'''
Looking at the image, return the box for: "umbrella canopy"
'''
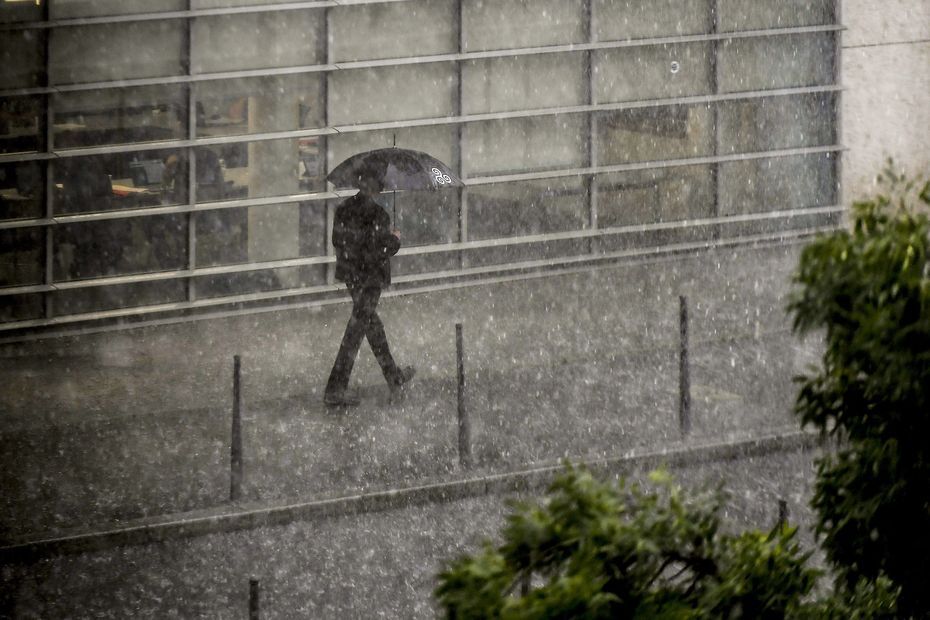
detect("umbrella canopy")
[326,148,463,191]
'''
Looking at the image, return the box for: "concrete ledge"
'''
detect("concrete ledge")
[0,430,822,563]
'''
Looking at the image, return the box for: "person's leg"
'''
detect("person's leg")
[324,284,375,397]
[361,287,403,385]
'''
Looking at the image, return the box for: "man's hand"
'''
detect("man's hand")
[391,229,401,239]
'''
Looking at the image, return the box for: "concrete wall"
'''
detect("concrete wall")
[841,0,930,204]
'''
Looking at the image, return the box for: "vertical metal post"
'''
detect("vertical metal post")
[777,499,789,528]
[584,0,598,255]
[456,323,471,467]
[710,0,721,241]
[42,2,55,319]
[185,0,198,302]
[678,296,691,435]
[454,0,468,270]
[249,578,260,620]
[231,355,243,501]
[323,7,336,286]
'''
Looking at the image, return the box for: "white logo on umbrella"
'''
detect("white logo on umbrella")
[432,167,452,185]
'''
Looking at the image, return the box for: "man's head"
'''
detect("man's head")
[355,161,385,197]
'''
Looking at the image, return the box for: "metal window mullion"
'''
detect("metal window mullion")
[186,4,197,302]
[324,6,336,285]
[42,7,54,319]
[584,0,597,256]
[834,0,845,227]
[711,0,721,240]
[454,0,467,269]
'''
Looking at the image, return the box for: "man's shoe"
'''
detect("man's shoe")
[391,366,416,392]
[324,391,361,407]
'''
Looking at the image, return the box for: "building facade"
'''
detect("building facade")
[0,0,849,331]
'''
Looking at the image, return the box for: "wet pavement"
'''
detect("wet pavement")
[0,242,821,542]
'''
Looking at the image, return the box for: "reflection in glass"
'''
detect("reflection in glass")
[717,0,834,31]
[464,115,586,177]
[51,0,185,18]
[0,162,44,221]
[192,10,323,74]
[719,153,836,216]
[0,1,43,23]
[194,266,325,300]
[330,0,456,62]
[196,137,324,203]
[0,293,43,322]
[329,63,454,125]
[196,75,324,138]
[462,53,586,115]
[717,93,836,155]
[49,21,185,85]
[468,178,587,241]
[718,33,836,93]
[0,227,44,287]
[462,0,584,52]
[595,0,711,40]
[596,165,714,228]
[53,281,186,316]
[54,214,187,280]
[596,104,713,166]
[0,96,41,154]
[52,149,187,215]
[55,86,186,148]
[594,43,713,103]
[0,28,45,89]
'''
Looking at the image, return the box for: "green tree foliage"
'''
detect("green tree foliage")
[788,165,930,617]
[435,466,896,619]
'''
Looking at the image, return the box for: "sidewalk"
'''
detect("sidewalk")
[0,241,820,541]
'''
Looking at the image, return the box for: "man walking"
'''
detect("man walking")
[324,164,415,407]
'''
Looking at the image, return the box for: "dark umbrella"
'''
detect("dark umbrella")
[327,147,463,191]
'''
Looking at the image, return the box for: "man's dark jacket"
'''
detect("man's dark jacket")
[333,193,400,287]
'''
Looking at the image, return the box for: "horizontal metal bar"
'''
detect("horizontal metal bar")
[0,85,841,164]
[0,205,842,296]
[467,145,844,186]
[0,24,841,98]
[0,145,844,230]
[0,225,831,332]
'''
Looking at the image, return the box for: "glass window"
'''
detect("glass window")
[53,214,188,280]
[0,161,44,221]
[328,63,455,126]
[0,1,43,23]
[594,0,712,40]
[594,43,713,104]
[196,136,323,203]
[53,280,187,316]
[49,22,185,85]
[330,0,456,63]
[0,28,45,89]
[194,266,324,300]
[0,96,42,154]
[462,53,587,115]
[468,178,588,240]
[192,10,323,74]
[717,0,835,31]
[595,164,714,228]
[196,75,324,138]
[717,93,836,155]
[194,200,326,269]
[52,149,187,215]
[596,104,713,166]
[51,0,185,18]
[462,0,585,52]
[54,86,186,149]
[0,293,43,322]
[718,152,837,216]
[463,115,587,177]
[0,227,44,287]
[718,33,836,93]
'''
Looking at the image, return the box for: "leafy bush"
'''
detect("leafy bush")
[788,165,930,617]
[435,466,896,619]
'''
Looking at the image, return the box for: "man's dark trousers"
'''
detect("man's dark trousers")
[325,282,401,396]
